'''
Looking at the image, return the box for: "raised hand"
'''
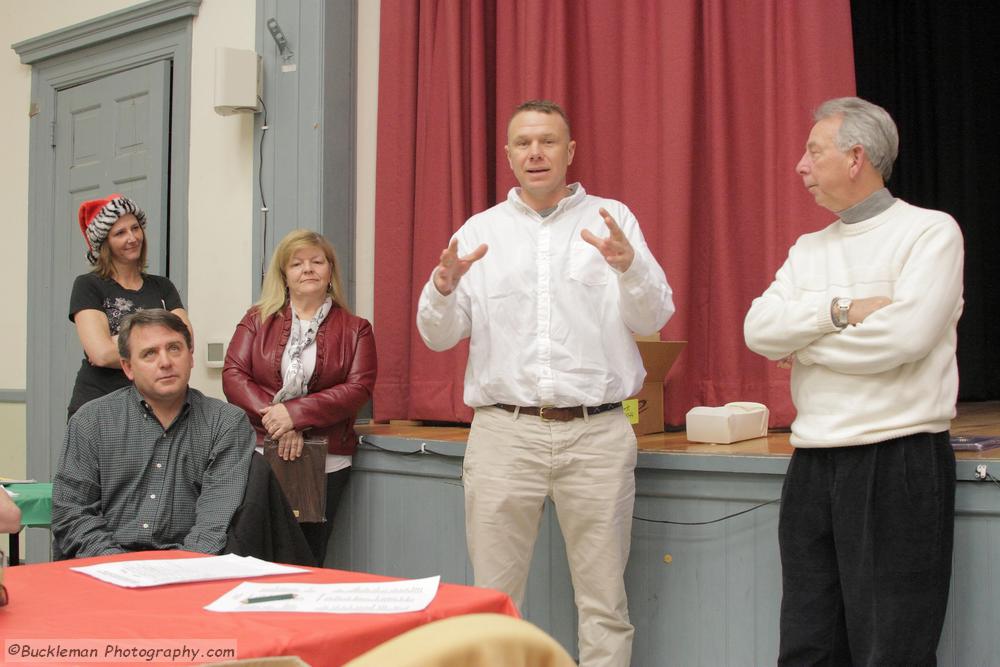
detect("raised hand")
[580,208,635,272]
[433,239,488,295]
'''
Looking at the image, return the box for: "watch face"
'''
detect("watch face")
[835,298,851,326]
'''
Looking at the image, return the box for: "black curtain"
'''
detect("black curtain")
[851,1,1000,400]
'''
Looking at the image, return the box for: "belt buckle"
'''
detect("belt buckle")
[538,405,557,422]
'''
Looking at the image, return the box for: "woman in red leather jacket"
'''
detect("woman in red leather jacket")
[222,230,376,565]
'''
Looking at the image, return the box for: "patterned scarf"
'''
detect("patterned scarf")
[272,298,332,404]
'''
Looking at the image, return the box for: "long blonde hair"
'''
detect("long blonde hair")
[257,230,351,321]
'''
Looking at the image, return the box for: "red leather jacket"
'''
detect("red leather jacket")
[222,305,377,455]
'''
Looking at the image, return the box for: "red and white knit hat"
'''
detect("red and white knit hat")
[77,194,147,264]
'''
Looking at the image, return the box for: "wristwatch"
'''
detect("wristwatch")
[833,297,852,329]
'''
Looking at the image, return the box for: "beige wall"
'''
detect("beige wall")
[0,0,379,474]
[185,0,257,397]
[0,404,27,477]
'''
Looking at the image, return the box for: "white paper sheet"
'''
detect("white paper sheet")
[71,554,310,588]
[204,576,441,614]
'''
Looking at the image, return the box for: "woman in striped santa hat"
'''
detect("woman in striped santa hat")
[67,194,193,419]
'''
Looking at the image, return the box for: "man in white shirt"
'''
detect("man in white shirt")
[417,99,674,667]
[744,97,963,666]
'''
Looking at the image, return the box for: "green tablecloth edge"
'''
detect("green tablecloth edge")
[3,482,53,527]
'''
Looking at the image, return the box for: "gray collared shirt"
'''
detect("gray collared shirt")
[53,385,254,558]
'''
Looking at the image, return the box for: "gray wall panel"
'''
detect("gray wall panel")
[254,0,356,300]
[333,436,1000,666]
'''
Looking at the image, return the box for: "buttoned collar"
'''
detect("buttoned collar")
[508,182,586,219]
[129,384,193,430]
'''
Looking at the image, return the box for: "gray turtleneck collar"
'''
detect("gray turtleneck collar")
[838,188,896,224]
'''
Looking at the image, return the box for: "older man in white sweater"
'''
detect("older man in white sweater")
[745,97,963,667]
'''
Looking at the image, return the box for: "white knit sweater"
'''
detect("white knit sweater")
[744,200,964,447]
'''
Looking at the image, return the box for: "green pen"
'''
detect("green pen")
[243,593,296,604]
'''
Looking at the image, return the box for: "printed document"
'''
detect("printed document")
[205,576,441,614]
[71,554,309,588]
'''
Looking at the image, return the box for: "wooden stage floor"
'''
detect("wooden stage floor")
[358,401,1000,461]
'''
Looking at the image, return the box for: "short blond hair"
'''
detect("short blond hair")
[509,99,571,137]
[257,230,350,321]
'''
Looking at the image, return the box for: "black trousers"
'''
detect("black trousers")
[778,432,955,667]
[300,466,351,567]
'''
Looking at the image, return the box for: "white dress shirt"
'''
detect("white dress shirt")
[417,183,674,408]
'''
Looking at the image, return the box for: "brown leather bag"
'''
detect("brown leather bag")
[262,437,327,523]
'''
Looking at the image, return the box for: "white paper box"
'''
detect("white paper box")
[685,402,769,444]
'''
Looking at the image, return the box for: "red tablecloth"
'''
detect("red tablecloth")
[0,551,518,666]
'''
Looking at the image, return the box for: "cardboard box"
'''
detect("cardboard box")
[623,340,686,436]
[685,402,769,444]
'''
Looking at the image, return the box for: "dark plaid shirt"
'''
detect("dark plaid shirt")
[53,386,254,558]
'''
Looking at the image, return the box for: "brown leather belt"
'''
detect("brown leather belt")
[493,402,622,422]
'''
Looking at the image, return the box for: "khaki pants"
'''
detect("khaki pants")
[463,405,637,667]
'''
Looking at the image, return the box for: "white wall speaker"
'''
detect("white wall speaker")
[214,47,262,115]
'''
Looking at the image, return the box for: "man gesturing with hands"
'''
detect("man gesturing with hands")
[417,99,674,667]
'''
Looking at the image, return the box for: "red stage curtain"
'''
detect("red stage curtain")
[374,0,855,427]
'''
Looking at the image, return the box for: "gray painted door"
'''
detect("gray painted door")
[48,61,171,468]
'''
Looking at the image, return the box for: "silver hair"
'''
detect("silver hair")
[814,97,899,182]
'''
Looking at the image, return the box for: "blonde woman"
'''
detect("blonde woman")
[223,230,377,566]
[68,195,192,418]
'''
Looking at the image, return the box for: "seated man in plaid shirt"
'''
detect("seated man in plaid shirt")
[53,310,253,557]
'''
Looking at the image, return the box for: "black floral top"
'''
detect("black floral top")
[67,272,184,417]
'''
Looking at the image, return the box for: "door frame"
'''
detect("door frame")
[13,1,200,537]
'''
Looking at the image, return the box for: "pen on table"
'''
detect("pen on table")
[243,593,297,604]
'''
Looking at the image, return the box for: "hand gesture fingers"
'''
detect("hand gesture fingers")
[599,207,628,241]
[438,238,461,269]
[433,239,488,295]
[580,208,635,272]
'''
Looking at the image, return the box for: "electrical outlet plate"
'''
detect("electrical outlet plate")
[205,341,226,368]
